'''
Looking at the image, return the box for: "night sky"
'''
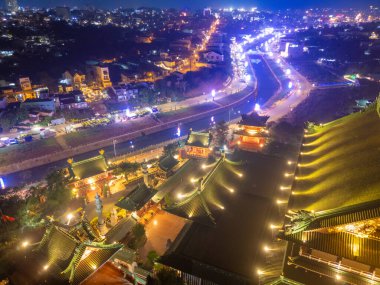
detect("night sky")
[18,0,377,10]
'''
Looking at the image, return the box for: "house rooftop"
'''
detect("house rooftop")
[161,151,286,284]
[185,131,211,148]
[239,113,269,127]
[68,155,108,180]
[289,107,380,212]
[116,183,156,212]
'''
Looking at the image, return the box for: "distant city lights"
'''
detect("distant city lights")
[0,177,5,190]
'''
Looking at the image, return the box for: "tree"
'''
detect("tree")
[163,143,178,157]
[0,106,29,132]
[118,162,140,177]
[45,170,71,213]
[145,250,159,270]
[212,121,228,147]
[154,268,185,285]
[127,223,147,250]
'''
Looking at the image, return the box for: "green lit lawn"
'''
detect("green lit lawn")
[290,106,380,212]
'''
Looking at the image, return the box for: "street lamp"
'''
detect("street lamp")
[211,89,216,100]
[113,139,117,157]
[257,269,264,285]
[67,213,73,225]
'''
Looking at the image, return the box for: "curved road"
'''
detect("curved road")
[2,53,281,188]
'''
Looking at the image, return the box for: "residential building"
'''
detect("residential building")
[19,77,32,91]
[95,66,112,88]
[107,85,137,102]
[203,51,224,62]
[57,90,88,109]
[23,98,56,112]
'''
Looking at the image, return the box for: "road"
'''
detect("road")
[256,37,313,122]
[1,33,284,188]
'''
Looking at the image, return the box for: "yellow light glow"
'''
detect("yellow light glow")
[257,269,264,275]
[280,186,289,190]
[22,241,29,248]
[43,264,49,271]
[153,220,158,226]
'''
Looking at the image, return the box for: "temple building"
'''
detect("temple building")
[234,113,269,150]
[11,217,123,285]
[279,106,380,285]
[111,248,150,285]
[67,150,110,198]
[116,163,157,218]
[116,183,156,214]
[159,150,286,285]
[183,130,212,158]
[156,154,180,178]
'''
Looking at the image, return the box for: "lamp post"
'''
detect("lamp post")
[113,139,117,157]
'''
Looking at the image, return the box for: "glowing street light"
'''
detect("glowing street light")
[228,188,235,193]
[254,103,261,112]
[21,240,29,248]
[263,245,270,252]
[270,224,280,229]
[67,213,73,225]
[279,186,290,191]
[211,89,216,100]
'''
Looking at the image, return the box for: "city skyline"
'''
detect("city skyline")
[16,0,378,10]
